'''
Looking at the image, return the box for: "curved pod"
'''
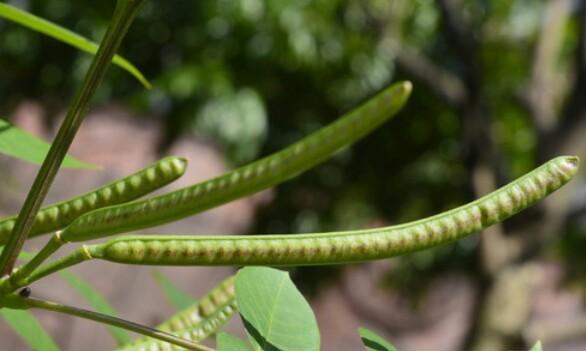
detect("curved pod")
[62,82,413,242]
[92,156,579,266]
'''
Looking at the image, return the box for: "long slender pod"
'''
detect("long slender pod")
[118,276,236,351]
[24,156,576,277]
[0,156,187,245]
[91,156,579,265]
[60,82,413,242]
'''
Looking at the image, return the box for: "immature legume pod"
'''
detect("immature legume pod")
[118,276,236,351]
[0,156,187,245]
[90,156,579,266]
[61,82,413,242]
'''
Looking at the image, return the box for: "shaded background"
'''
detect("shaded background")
[1,0,586,350]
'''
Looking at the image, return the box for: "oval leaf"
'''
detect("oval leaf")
[235,267,320,351]
[359,328,398,351]
[0,309,60,351]
[0,3,151,89]
[0,118,97,169]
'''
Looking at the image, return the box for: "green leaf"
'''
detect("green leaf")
[529,341,543,351]
[59,270,131,345]
[359,328,399,351]
[0,309,60,351]
[152,270,195,311]
[0,3,151,89]
[235,267,320,351]
[217,332,252,351]
[0,118,97,169]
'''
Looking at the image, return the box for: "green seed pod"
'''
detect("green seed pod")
[117,276,236,351]
[62,81,413,242]
[91,156,579,266]
[0,156,187,245]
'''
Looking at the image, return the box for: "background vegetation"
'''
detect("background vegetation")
[1,0,586,350]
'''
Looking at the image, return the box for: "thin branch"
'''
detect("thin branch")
[23,297,214,351]
[395,45,468,107]
[435,0,479,88]
[545,1,586,158]
[520,0,572,143]
[6,247,93,290]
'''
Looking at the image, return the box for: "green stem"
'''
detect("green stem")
[2,234,65,292]
[0,0,145,276]
[11,247,92,289]
[23,297,215,351]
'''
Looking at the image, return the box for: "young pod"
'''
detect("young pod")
[0,156,187,245]
[91,156,579,267]
[62,82,413,242]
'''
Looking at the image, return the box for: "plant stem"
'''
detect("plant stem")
[23,297,215,351]
[0,0,145,276]
[10,247,94,289]
[2,234,65,292]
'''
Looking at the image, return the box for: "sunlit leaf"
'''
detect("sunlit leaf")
[152,270,194,311]
[0,118,97,169]
[59,270,131,345]
[235,267,320,351]
[217,332,252,351]
[530,341,543,351]
[0,309,60,351]
[0,3,151,89]
[359,328,399,351]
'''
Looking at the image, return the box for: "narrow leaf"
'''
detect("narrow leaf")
[0,118,97,169]
[59,270,131,345]
[217,332,252,351]
[359,328,398,351]
[235,267,320,351]
[0,3,151,89]
[0,308,60,351]
[152,270,195,311]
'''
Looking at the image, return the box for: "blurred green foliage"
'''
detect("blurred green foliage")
[1,0,585,297]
